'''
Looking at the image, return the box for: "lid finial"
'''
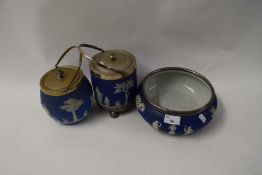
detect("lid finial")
[57,70,65,79]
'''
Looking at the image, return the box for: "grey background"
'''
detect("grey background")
[0,0,262,174]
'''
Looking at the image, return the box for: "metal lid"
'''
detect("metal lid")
[40,66,83,96]
[90,50,136,80]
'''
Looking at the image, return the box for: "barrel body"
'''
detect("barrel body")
[40,77,93,124]
[91,69,137,112]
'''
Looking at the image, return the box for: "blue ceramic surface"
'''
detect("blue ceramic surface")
[41,77,93,124]
[91,70,137,111]
[136,67,217,135]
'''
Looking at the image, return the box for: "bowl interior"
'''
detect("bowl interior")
[143,69,212,112]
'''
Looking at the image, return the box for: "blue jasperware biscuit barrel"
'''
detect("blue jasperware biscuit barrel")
[40,46,93,124]
[79,44,137,118]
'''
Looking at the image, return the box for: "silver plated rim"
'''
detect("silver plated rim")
[141,67,216,116]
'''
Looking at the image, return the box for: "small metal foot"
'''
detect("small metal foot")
[109,111,119,118]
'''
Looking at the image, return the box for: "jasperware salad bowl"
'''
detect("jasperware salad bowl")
[136,67,217,135]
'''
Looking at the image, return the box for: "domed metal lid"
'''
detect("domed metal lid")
[90,50,136,80]
[40,66,84,96]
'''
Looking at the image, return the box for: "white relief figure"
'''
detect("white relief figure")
[90,95,94,108]
[60,98,84,123]
[115,101,121,108]
[136,95,145,112]
[210,106,216,118]
[184,125,194,135]
[199,114,207,123]
[104,97,110,107]
[152,120,161,130]
[61,118,70,124]
[83,110,89,118]
[169,125,176,135]
[95,87,103,106]
[114,79,135,106]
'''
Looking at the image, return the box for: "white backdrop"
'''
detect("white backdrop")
[0,0,262,175]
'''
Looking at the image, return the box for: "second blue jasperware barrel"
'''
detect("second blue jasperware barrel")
[79,44,137,118]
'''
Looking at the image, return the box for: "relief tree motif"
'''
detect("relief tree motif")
[60,98,84,123]
[114,80,135,106]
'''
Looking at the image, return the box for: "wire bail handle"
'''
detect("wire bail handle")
[78,43,125,75]
[55,46,83,91]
